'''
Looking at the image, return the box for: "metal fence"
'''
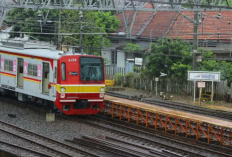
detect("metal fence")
[111,75,231,101]
[105,66,125,76]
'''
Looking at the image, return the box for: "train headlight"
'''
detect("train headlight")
[60,87,66,93]
[99,93,104,98]
[100,87,104,92]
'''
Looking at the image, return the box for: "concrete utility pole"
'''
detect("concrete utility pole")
[79,11,84,54]
[193,10,199,71]
[178,11,200,71]
[57,0,62,50]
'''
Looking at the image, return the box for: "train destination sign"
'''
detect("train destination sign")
[188,71,220,82]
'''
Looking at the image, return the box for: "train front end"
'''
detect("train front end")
[55,55,105,115]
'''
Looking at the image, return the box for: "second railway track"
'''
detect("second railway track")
[65,115,232,157]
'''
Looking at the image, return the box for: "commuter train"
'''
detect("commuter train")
[0,41,105,115]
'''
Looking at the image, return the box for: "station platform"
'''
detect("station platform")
[103,95,232,146]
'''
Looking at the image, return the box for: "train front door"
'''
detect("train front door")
[17,58,24,88]
[42,63,49,94]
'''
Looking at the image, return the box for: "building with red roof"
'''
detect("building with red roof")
[103,10,232,74]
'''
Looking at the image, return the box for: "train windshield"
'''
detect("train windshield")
[80,57,104,83]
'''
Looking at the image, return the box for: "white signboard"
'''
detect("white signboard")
[188,71,220,82]
[197,82,205,88]
[135,57,143,66]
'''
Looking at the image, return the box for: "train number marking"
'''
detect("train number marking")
[68,72,78,76]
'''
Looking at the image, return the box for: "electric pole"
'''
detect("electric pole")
[79,11,84,54]
[57,0,62,50]
[179,11,199,71]
[193,10,199,71]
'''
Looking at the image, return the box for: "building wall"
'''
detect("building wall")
[117,50,125,68]
[101,49,111,65]
[102,49,126,68]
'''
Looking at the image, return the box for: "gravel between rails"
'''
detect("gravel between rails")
[0,98,115,157]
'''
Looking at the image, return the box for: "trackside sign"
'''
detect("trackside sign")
[188,71,220,82]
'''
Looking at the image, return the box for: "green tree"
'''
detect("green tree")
[6,8,58,42]
[61,10,120,55]
[6,9,120,54]
[123,43,142,58]
[145,37,192,82]
[198,50,232,85]
[183,0,231,8]
[146,37,232,86]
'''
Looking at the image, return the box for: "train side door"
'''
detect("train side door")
[42,62,49,94]
[17,58,24,88]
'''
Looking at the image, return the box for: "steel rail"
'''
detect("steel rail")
[66,138,131,157]
[0,120,99,157]
[88,115,232,157]
[0,128,73,157]
[0,140,52,157]
[64,116,232,157]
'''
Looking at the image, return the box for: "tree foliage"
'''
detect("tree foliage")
[61,10,120,55]
[123,43,142,53]
[198,51,232,85]
[6,8,57,41]
[145,37,192,83]
[146,37,232,86]
[184,0,231,8]
[6,9,120,55]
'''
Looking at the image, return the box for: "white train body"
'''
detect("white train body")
[0,42,105,115]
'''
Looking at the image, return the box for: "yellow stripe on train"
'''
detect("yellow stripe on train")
[55,84,105,93]
[24,78,41,84]
[1,73,16,78]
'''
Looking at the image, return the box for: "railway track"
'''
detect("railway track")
[0,120,99,157]
[0,140,50,157]
[64,115,232,157]
[1,93,231,156]
[106,91,232,121]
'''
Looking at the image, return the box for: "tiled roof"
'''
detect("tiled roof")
[115,4,154,36]
[167,11,232,40]
[141,11,178,38]
[115,10,232,41]
[130,10,154,35]
[115,11,135,33]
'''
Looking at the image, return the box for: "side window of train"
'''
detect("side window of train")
[4,59,13,72]
[61,63,66,80]
[28,63,38,77]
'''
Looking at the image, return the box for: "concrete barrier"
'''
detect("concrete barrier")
[46,113,55,122]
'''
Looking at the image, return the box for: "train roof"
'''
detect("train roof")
[0,41,82,60]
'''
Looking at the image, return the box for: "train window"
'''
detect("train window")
[80,57,104,82]
[61,63,66,80]
[43,63,49,79]
[4,59,13,72]
[28,63,38,77]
